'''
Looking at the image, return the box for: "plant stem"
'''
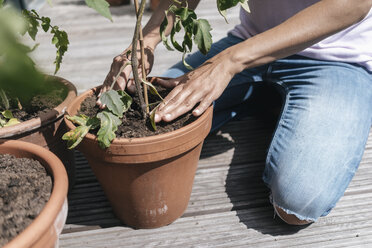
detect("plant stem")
[134,0,149,114]
[132,0,147,118]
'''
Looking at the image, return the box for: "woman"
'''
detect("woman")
[102,0,372,225]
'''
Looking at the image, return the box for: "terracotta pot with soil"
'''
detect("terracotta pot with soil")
[64,79,213,228]
[0,76,77,190]
[0,140,68,248]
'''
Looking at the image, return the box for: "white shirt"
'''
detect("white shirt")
[229,0,372,71]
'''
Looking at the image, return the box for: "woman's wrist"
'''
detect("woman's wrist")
[219,44,255,76]
[143,33,161,50]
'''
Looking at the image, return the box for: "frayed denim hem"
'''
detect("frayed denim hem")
[269,194,316,223]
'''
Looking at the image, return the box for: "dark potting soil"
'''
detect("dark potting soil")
[78,87,198,138]
[0,82,66,122]
[0,154,52,247]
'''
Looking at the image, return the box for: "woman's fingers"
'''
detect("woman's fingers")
[154,76,209,122]
[101,54,131,92]
[192,96,213,116]
[154,77,179,88]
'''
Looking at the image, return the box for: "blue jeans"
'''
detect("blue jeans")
[162,34,372,222]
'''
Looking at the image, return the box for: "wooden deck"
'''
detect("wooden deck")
[31,0,372,247]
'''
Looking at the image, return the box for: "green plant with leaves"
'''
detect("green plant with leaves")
[0,0,112,127]
[0,89,20,127]
[63,0,249,149]
[160,0,249,69]
[63,90,133,149]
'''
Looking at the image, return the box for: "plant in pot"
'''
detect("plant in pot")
[0,0,115,190]
[63,0,248,228]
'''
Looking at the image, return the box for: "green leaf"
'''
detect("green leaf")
[31,10,40,17]
[182,52,193,70]
[239,0,250,13]
[86,117,100,129]
[193,19,212,55]
[99,90,125,117]
[0,89,10,110]
[85,0,112,22]
[0,0,4,8]
[217,0,244,22]
[170,19,184,52]
[52,35,58,44]
[51,29,69,74]
[63,115,100,149]
[217,0,241,11]
[174,7,189,22]
[41,17,51,32]
[183,29,193,52]
[141,79,163,100]
[0,117,6,127]
[23,10,39,40]
[4,118,20,127]
[149,105,160,131]
[181,10,196,52]
[160,12,174,51]
[97,111,121,149]
[66,114,89,126]
[62,125,90,149]
[117,90,133,112]
[2,110,14,119]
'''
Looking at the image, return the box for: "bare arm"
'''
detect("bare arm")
[155,0,372,122]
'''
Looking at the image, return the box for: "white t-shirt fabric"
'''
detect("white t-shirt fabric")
[229,0,372,71]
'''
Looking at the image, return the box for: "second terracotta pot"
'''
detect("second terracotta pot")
[65,85,213,228]
[1,140,68,248]
[0,76,77,191]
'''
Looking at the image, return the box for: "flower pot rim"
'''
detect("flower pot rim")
[65,82,213,145]
[1,139,68,248]
[0,75,77,138]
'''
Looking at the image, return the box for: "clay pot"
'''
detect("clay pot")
[0,76,77,191]
[1,140,68,248]
[64,82,213,228]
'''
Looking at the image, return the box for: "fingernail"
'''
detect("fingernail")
[154,114,160,123]
[165,114,171,120]
[193,109,200,115]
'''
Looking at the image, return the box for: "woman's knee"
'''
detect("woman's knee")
[268,172,339,225]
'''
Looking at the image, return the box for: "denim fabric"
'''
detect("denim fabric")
[162,34,372,222]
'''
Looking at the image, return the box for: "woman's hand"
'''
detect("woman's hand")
[154,53,236,122]
[101,43,155,94]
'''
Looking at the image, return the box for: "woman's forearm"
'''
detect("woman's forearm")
[223,0,372,75]
[142,0,200,48]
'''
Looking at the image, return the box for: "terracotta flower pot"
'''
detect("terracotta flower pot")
[0,76,77,191]
[64,83,213,228]
[1,140,68,248]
